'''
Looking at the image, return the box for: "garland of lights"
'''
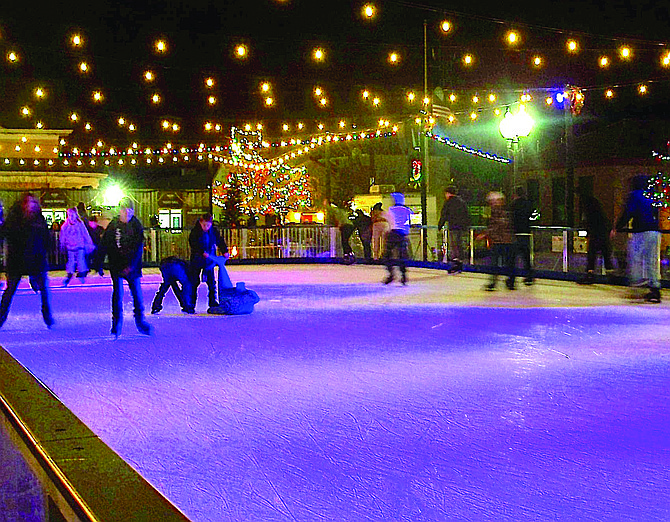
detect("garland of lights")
[644,172,670,208]
[652,150,670,162]
[426,132,512,163]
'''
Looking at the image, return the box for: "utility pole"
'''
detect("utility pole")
[421,20,429,262]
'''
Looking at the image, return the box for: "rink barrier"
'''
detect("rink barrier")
[0,347,191,522]
[37,225,670,284]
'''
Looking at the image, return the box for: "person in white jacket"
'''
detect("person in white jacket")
[59,207,94,286]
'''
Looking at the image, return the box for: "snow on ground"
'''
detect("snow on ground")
[1,265,670,521]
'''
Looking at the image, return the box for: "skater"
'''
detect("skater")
[437,185,470,273]
[578,192,613,285]
[59,207,94,286]
[329,203,356,264]
[353,209,373,262]
[87,215,105,276]
[151,256,195,314]
[189,213,228,311]
[371,202,389,260]
[100,198,151,336]
[0,193,54,329]
[612,174,661,303]
[383,192,413,285]
[478,191,516,291]
[510,186,535,285]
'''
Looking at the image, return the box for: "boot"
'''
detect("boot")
[644,287,661,303]
[62,273,73,287]
[111,317,121,337]
[135,317,152,335]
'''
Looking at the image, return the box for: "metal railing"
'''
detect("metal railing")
[31,225,670,282]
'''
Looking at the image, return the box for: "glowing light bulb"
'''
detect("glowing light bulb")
[599,56,609,67]
[79,62,89,72]
[7,51,18,62]
[605,89,614,98]
[72,35,82,46]
[144,71,155,81]
[204,122,213,131]
[70,112,78,122]
[449,93,457,102]
[93,91,103,102]
[472,95,479,104]
[208,96,216,105]
[314,86,322,96]
[545,97,553,105]
[470,112,477,120]
[155,40,167,53]
[235,44,247,58]
[320,97,328,106]
[282,123,289,131]
[162,120,170,129]
[533,56,542,67]
[638,84,648,95]
[129,124,136,132]
[313,48,325,61]
[363,4,375,18]
[372,97,380,106]
[261,82,271,92]
[567,39,578,53]
[298,122,304,130]
[362,90,370,99]
[85,123,92,131]
[339,120,346,128]
[440,20,451,33]
[118,117,126,126]
[662,53,670,67]
[423,96,430,105]
[619,46,632,59]
[506,31,518,45]
[152,93,160,104]
[388,52,399,64]
[36,121,44,129]
[265,97,274,106]
[463,54,473,65]
[407,92,415,102]
[488,93,496,102]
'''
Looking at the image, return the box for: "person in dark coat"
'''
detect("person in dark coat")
[100,198,151,336]
[612,175,661,303]
[151,256,194,314]
[0,193,54,329]
[437,185,470,273]
[189,213,228,310]
[353,209,373,261]
[579,192,613,284]
[510,186,535,285]
[87,215,105,276]
[478,191,516,291]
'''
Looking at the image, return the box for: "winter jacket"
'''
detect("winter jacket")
[189,223,227,270]
[486,206,514,245]
[100,215,145,278]
[510,197,534,234]
[59,219,94,252]
[615,189,658,233]
[438,196,470,231]
[0,207,50,276]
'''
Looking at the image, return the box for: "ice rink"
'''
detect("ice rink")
[1,264,669,521]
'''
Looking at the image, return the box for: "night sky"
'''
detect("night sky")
[2,0,669,148]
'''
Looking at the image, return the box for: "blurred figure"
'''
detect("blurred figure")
[329,203,356,264]
[151,256,194,314]
[579,192,613,285]
[383,192,413,285]
[510,186,534,285]
[87,215,105,276]
[100,198,151,336]
[371,202,389,260]
[437,185,470,273]
[0,193,54,329]
[59,207,94,286]
[353,209,373,261]
[612,175,661,303]
[478,191,515,291]
[246,212,258,228]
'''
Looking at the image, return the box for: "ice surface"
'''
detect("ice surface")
[1,265,670,521]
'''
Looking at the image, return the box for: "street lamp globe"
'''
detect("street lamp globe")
[499,106,534,140]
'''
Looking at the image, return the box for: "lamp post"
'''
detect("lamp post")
[498,105,534,189]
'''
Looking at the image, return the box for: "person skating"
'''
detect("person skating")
[353,209,373,262]
[510,186,535,285]
[59,207,94,286]
[383,192,413,285]
[151,256,195,314]
[478,192,516,291]
[0,193,54,329]
[437,185,470,273]
[189,213,228,311]
[578,192,613,285]
[611,175,661,303]
[100,198,151,336]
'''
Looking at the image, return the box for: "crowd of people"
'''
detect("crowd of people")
[0,179,662,333]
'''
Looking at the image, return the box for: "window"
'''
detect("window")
[158,209,182,232]
[42,209,67,228]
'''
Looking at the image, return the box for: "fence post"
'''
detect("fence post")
[562,229,568,272]
[241,228,248,260]
[329,227,337,258]
[469,228,474,265]
[150,229,157,263]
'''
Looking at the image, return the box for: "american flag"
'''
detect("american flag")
[432,102,450,119]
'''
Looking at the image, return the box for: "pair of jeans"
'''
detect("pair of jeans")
[489,244,516,287]
[0,273,52,327]
[152,263,193,312]
[66,248,88,275]
[111,274,145,329]
[586,234,613,273]
[627,231,661,289]
[514,234,533,279]
[190,265,218,308]
[384,230,409,279]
